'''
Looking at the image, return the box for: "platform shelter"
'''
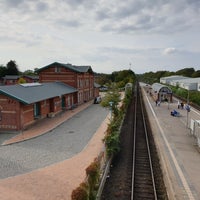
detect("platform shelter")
[151,83,173,102]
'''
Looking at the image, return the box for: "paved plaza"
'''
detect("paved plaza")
[0,103,109,179]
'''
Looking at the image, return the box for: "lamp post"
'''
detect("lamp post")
[109,101,113,120]
[168,96,170,110]
[167,92,171,110]
[186,89,190,128]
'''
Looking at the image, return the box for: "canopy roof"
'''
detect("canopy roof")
[152,83,172,93]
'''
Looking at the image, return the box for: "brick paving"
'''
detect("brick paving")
[0,101,110,200]
[3,101,94,145]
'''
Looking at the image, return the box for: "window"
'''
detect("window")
[55,67,61,73]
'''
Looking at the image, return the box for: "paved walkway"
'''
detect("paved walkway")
[3,101,93,145]
[0,101,110,200]
[142,85,200,200]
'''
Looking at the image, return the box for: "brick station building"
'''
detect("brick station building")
[0,62,99,131]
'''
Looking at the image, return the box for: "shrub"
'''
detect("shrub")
[104,130,120,156]
[86,159,100,180]
[71,182,88,200]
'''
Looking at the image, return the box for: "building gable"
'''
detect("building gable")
[37,62,93,74]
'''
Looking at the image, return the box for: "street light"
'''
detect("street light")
[186,89,191,128]
[109,101,113,120]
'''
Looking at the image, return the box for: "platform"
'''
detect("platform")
[142,85,200,200]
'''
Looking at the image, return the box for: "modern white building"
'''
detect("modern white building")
[160,75,187,85]
[171,77,200,91]
[198,83,200,92]
[160,76,200,91]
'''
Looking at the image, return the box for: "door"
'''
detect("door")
[62,96,66,109]
[34,102,40,118]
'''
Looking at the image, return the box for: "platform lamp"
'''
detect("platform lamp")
[109,101,113,120]
[167,91,172,110]
[186,88,191,128]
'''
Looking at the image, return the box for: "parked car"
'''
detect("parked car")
[94,96,102,104]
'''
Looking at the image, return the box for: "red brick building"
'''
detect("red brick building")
[0,62,99,131]
[23,75,39,83]
[1,75,39,85]
[2,75,20,85]
[37,62,97,105]
[0,82,77,131]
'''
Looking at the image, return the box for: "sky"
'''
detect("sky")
[0,0,200,74]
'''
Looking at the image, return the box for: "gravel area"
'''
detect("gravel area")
[0,104,109,179]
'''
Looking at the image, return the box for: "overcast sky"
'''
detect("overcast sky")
[0,0,199,74]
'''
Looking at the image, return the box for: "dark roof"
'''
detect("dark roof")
[37,62,93,73]
[0,82,77,104]
[23,75,39,80]
[3,75,20,80]
[3,75,39,80]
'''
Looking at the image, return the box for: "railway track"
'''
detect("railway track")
[131,85,157,199]
[100,84,168,200]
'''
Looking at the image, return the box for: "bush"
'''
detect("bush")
[86,158,101,199]
[104,131,120,156]
[71,182,88,200]
[103,87,132,158]
[86,159,100,183]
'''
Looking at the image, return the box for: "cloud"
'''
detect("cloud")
[55,19,82,28]
[1,0,200,34]
[3,0,25,8]
[0,0,199,74]
[35,1,49,12]
[94,0,200,34]
[163,48,177,55]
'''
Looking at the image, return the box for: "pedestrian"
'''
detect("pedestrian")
[181,102,184,109]
[177,101,180,109]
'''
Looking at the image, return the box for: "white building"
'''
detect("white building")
[171,77,200,91]
[160,75,187,84]
[198,83,200,92]
[160,76,200,91]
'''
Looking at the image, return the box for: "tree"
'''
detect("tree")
[23,69,35,75]
[0,65,7,77]
[18,77,26,84]
[192,70,200,78]
[175,67,195,77]
[6,60,19,75]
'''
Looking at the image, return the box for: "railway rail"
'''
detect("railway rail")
[131,85,157,199]
[100,84,168,199]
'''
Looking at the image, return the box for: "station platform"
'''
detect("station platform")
[141,85,200,200]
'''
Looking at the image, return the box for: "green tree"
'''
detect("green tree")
[0,65,7,77]
[23,70,33,75]
[100,88,121,111]
[6,60,19,75]
[192,70,200,78]
[18,77,26,84]
[94,73,111,86]
[175,67,195,77]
